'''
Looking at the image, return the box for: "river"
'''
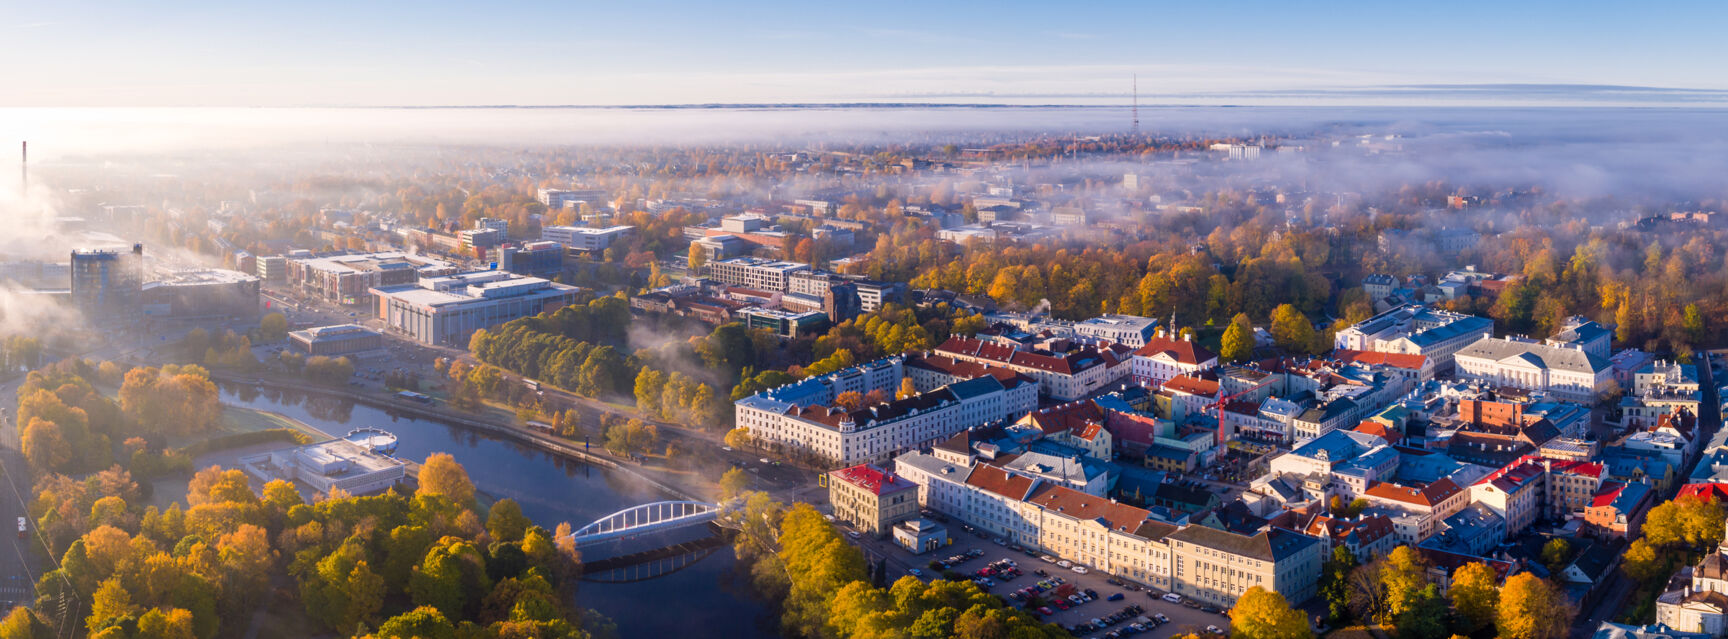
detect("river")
[215,383,778,638]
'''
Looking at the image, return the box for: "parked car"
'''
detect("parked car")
[1108,593,1125,601]
[1057,560,1074,568]
[1072,566,1089,574]
[907,568,922,577]
[1162,593,1183,603]
[1206,625,1223,635]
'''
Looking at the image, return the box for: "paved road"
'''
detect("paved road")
[0,377,49,617]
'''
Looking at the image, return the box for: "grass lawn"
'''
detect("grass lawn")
[161,404,329,449]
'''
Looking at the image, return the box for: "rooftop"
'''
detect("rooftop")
[830,464,918,496]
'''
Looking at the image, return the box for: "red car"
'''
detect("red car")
[1038,607,1055,616]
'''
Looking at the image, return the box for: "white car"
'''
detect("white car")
[908,568,923,577]
[1057,560,1074,568]
[847,531,861,539]
[1072,566,1089,574]
[1163,593,1183,603]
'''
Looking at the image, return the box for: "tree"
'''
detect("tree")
[374,606,456,639]
[1450,561,1500,635]
[1270,304,1316,354]
[724,428,754,450]
[87,577,138,633]
[1230,585,1312,639]
[1378,545,1430,624]
[486,499,531,543]
[1497,573,1571,639]
[417,453,476,508]
[259,313,289,342]
[1622,539,1666,583]
[0,606,53,639]
[719,468,750,499]
[633,368,667,418]
[897,377,918,400]
[1684,303,1707,346]
[1221,314,1255,362]
[1395,585,1449,639]
[21,417,71,471]
[834,391,864,411]
[1540,538,1571,574]
[1320,546,1359,623]
[688,242,707,270]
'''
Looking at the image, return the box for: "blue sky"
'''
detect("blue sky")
[4,1,1726,106]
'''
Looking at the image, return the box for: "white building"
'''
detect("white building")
[540,225,635,252]
[1074,314,1160,348]
[705,257,811,292]
[371,271,581,346]
[1453,337,1613,403]
[1129,333,1219,386]
[735,374,1025,465]
[1333,305,1493,372]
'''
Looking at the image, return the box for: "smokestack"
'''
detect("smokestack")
[20,141,25,197]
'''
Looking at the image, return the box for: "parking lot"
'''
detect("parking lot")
[844,521,1231,639]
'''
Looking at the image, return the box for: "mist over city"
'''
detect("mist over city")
[1,3,1726,639]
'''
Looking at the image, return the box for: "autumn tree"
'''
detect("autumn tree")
[897,377,918,400]
[1497,573,1571,639]
[259,312,289,342]
[1270,304,1317,354]
[719,468,751,499]
[834,391,864,411]
[1449,561,1499,635]
[485,499,531,543]
[1221,314,1256,362]
[724,427,754,450]
[1230,586,1312,639]
[417,453,476,508]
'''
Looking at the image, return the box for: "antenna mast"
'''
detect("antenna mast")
[1131,75,1139,136]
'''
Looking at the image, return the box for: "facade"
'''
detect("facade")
[141,268,261,319]
[536,188,608,209]
[1168,526,1324,608]
[540,225,635,252]
[738,307,827,338]
[70,245,145,322]
[237,438,407,496]
[289,324,384,356]
[288,252,455,305]
[735,374,1021,465]
[371,271,580,346]
[257,255,288,283]
[705,257,811,292]
[1454,337,1613,403]
[498,241,564,277]
[1129,334,1220,386]
[829,464,919,537]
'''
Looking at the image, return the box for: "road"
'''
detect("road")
[0,376,49,617]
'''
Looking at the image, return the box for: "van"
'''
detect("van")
[1162,593,1182,604]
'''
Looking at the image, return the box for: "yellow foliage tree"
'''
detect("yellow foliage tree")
[1497,573,1571,639]
[1230,585,1313,639]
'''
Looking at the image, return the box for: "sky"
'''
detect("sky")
[3,1,1727,107]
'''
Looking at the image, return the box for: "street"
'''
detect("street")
[0,376,48,615]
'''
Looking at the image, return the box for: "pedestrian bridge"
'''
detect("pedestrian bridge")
[564,500,724,549]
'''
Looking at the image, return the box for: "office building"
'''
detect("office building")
[70,244,145,322]
[1453,337,1613,403]
[541,225,635,252]
[1168,525,1323,608]
[372,271,580,346]
[735,374,1026,465]
[289,324,385,356]
[257,255,288,283]
[705,257,810,292]
[499,241,564,277]
[537,189,608,210]
[739,307,827,338]
[288,252,455,306]
[1333,305,1493,372]
[141,268,261,319]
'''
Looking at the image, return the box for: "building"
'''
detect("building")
[1074,314,1160,348]
[371,271,580,346]
[934,335,1130,401]
[1454,337,1613,403]
[1333,305,1493,372]
[1584,480,1652,539]
[537,188,608,209]
[1129,333,1219,386]
[1023,484,1155,575]
[257,255,288,283]
[141,268,260,319]
[705,257,811,292]
[289,324,384,356]
[893,519,949,554]
[70,245,145,321]
[739,307,827,338]
[829,463,919,537]
[1167,525,1324,608]
[736,373,1024,465]
[1549,316,1613,359]
[540,225,635,253]
[498,241,564,277]
[1361,479,1469,544]
[853,280,905,313]
[288,252,455,306]
[237,437,407,496]
[1638,360,1701,397]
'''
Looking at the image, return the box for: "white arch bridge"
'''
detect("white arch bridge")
[563,500,727,549]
